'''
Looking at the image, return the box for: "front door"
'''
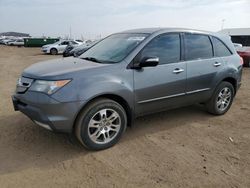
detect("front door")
[133,33,187,115]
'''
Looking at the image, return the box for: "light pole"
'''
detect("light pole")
[221,19,226,30]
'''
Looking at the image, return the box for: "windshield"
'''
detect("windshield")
[79,33,148,64]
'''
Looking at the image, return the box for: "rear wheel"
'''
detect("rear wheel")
[50,48,58,55]
[75,98,127,150]
[206,82,235,115]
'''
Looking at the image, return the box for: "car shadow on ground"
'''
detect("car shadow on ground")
[0,104,213,175]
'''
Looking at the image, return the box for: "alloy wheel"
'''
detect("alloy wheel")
[216,87,232,112]
[87,108,121,144]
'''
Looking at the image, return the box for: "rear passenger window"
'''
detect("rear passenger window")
[185,34,213,60]
[212,37,232,57]
[140,34,180,65]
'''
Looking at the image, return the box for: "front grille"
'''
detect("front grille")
[16,77,34,93]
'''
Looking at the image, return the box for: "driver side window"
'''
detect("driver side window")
[61,41,69,45]
[139,33,181,65]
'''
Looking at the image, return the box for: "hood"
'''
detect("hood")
[22,57,107,79]
[42,44,53,48]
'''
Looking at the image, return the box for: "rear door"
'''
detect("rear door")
[133,33,187,115]
[184,33,224,102]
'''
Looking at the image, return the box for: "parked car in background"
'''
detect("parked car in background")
[236,47,250,67]
[0,39,5,45]
[12,28,243,150]
[7,39,24,46]
[41,40,83,55]
[62,44,76,57]
[1,39,15,45]
[63,41,98,57]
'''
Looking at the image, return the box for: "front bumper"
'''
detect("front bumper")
[41,48,49,53]
[12,91,85,133]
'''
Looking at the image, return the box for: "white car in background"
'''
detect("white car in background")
[41,40,83,55]
[7,39,24,46]
[1,39,15,45]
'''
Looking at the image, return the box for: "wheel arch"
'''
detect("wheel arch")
[72,93,134,134]
[221,77,237,95]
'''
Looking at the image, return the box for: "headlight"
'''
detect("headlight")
[29,79,71,95]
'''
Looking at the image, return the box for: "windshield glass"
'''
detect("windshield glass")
[79,33,148,63]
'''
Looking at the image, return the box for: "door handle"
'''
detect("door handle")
[214,62,221,67]
[173,68,184,74]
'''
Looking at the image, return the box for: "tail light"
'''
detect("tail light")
[240,57,244,65]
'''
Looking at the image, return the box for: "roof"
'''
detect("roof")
[120,27,216,36]
[219,28,250,36]
[119,27,234,53]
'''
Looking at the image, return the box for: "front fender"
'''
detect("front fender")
[52,68,134,109]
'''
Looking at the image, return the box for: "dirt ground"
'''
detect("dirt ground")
[0,46,249,188]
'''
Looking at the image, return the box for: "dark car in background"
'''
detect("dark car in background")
[63,41,98,57]
[12,28,243,150]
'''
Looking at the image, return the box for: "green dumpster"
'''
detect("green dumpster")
[24,38,60,47]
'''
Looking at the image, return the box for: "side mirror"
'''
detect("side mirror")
[135,57,159,69]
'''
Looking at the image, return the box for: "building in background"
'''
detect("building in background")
[220,28,250,46]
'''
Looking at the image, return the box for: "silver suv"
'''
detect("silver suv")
[12,28,243,150]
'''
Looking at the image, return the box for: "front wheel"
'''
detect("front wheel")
[50,48,58,55]
[206,82,235,115]
[75,98,127,150]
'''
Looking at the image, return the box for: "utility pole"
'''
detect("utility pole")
[221,19,226,30]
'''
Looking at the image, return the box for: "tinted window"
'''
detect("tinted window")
[70,41,78,45]
[212,37,232,57]
[61,41,69,45]
[140,34,180,65]
[185,34,213,60]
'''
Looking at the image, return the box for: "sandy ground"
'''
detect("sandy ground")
[0,46,249,188]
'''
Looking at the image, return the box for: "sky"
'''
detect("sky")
[0,0,250,39]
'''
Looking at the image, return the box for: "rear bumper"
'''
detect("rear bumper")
[12,92,86,133]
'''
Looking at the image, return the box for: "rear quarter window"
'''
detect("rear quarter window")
[184,34,213,61]
[212,37,232,57]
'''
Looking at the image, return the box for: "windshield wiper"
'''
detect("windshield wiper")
[81,57,102,63]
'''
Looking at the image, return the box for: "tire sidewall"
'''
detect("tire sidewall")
[50,48,57,55]
[79,100,127,150]
[212,82,235,115]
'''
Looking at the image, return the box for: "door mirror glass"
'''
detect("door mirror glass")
[138,57,159,68]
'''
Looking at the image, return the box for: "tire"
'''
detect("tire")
[75,98,127,150]
[50,48,58,55]
[206,81,235,115]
